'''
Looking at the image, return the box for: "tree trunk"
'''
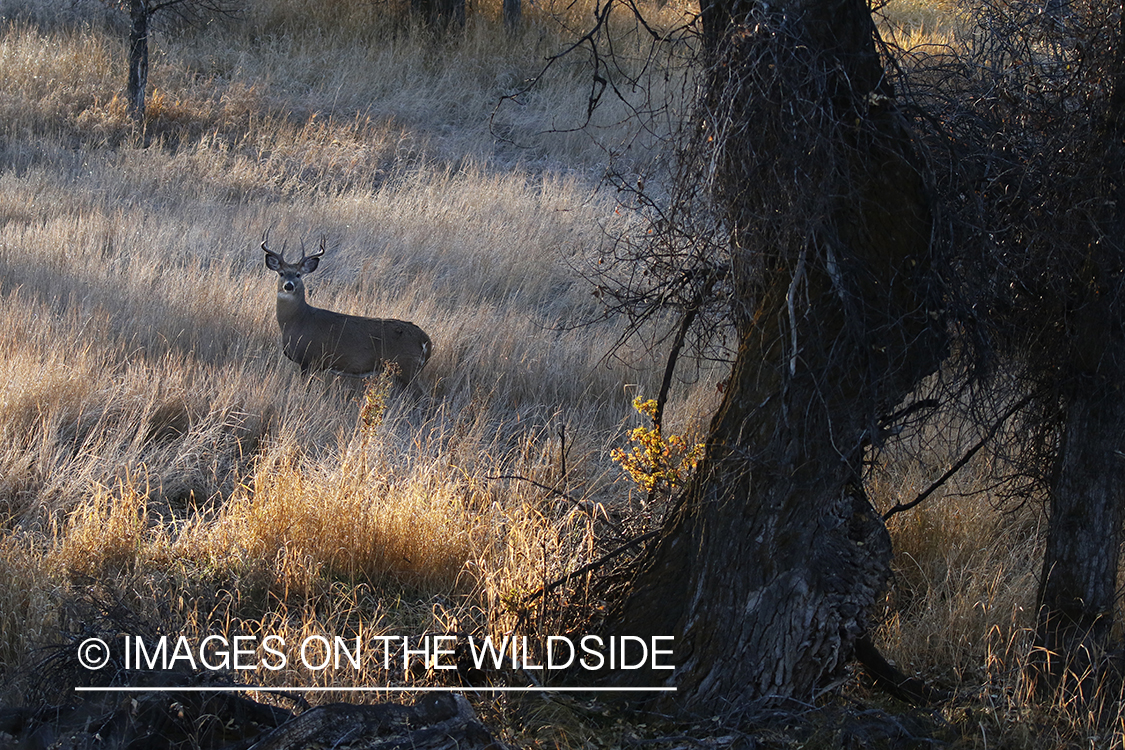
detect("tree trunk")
[603,0,946,709]
[1033,384,1125,698]
[503,0,521,30]
[127,0,149,122]
[411,0,466,28]
[1031,24,1125,696]
[607,348,899,706]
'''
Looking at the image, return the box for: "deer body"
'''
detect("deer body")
[264,238,432,383]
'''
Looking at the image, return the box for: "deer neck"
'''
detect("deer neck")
[275,289,310,326]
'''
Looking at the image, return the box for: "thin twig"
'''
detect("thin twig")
[883,393,1035,521]
[522,531,659,604]
[487,474,627,539]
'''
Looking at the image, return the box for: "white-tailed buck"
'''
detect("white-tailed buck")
[263,236,432,384]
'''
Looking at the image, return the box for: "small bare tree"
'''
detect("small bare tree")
[97,0,241,122]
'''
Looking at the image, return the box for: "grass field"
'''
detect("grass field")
[0,0,713,719]
[0,0,1117,747]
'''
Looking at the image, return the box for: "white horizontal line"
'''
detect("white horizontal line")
[75,686,676,693]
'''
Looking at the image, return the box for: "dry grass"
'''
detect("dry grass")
[878,0,966,48]
[867,413,1045,690]
[865,408,1125,747]
[0,0,715,713]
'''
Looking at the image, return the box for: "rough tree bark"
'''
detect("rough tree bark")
[1035,383,1125,697]
[603,0,946,710]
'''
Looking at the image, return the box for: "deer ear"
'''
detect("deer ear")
[300,256,320,274]
[264,252,282,271]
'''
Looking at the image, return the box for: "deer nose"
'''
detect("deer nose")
[283,281,296,292]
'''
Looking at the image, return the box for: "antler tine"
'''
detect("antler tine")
[311,236,327,259]
[294,237,326,263]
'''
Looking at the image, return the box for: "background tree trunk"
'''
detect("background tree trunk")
[1025,9,1125,698]
[1034,379,1125,697]
[503,0,521,30]
[127,0,149,121]
[411,0,466,28]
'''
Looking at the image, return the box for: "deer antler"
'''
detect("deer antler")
[305,236,327,261]
[261,228,283,261]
